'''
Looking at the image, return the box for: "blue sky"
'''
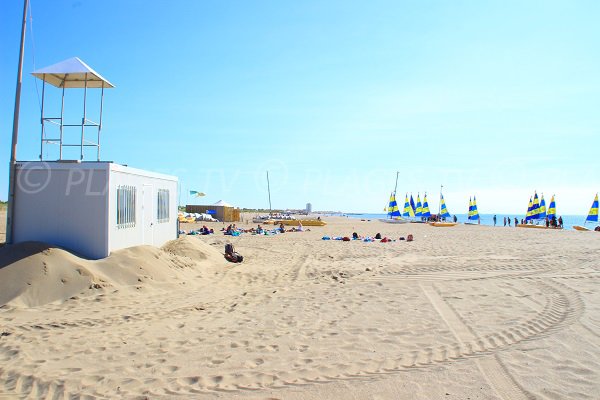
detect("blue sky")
[1,0,599,214]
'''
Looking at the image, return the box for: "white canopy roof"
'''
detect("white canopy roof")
[213,200,233,207]
[31,57,114,89]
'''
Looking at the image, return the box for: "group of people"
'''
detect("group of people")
[492,215,563,228]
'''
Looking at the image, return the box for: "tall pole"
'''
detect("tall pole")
[393,171,399,195]
[266,171,272,216]
[439,184,443,215]
[6,0,30,244]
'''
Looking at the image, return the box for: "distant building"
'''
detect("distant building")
[306,203,312,213]
[186,200,240,222]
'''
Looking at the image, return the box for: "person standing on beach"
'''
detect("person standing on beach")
[493,215,497,226]
[503,217,507,226]
[515,217,519,227]
[507,217,511,227]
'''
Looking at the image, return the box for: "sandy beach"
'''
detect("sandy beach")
[1,211,599,399]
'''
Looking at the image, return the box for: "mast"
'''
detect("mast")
[394,171,399,195]
[266,171,272,216]
[6,0,30,244]
[439,184,443,215]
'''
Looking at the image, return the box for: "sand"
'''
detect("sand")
[1,211,599,399]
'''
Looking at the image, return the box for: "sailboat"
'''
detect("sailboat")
[429,188,457,227]
[547,195,556,221]
[380,191,410,224]
[380,172,409,224]
[402,193,415,218]
[465,196,481,225]
[421,193,431,220]
[573,193,599,231]
[518,191,561,229]
[411,193,426,223]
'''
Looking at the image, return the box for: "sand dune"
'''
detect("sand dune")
[1,216,599,399]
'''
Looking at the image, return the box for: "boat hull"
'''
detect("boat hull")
[379,218,410,224]
[516,224,562,230]
[573,225,591,231]
[429,222,458,227]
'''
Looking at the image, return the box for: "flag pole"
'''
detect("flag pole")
[6,0,29,244]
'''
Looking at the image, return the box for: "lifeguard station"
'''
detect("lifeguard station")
[12,57,178,259]
[33,57,112,161]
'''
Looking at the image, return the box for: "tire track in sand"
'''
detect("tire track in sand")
[421,283,530,400]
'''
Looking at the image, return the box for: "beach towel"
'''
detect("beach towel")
[322,236,331,240]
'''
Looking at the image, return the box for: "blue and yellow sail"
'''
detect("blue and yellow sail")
[387,192,401,218]
[468,196,480,220]
[525,197,534,221]
[415,194,423,217]
[530,192,541,220]
[421,193,431,217]
[409,194,416,215]
[468,197,473,218]
[539,194,547,219]
[585,193,599,223]
[547,195,556,220]
[403,193,415,218]
[439,193,451,218]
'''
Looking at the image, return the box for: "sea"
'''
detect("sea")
[341,213,590,231]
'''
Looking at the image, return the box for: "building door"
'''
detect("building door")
[142,184,154,245]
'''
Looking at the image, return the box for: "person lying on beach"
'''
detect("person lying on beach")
[224,243,243,263]
[279,223,285,233]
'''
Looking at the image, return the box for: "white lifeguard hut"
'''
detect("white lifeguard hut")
[11,58,178,259]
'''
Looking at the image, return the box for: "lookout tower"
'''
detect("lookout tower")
[10,57,178,259]
[32,57,114,161]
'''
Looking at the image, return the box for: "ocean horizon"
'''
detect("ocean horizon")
[341,213,592,231]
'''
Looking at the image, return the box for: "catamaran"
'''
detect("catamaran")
[429,187,457,227]
[380,191,410,224]
[411,193,426,223]
[465,196,480,224]
[380,172,410,224]
[517,191,560,229]
[573,194,599,231]
[402,193,415,219]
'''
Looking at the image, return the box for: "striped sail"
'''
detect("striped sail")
[415,194,423,217]
[525,197,533,221]
[539,194,547,219]
[388,192,401,218]
[439,194,451,218]
[547,195,556,220]
[467,197,473,219]
[421,193,431,217]
[409,194,416,215]
[403,194,415,217]
[585,193,599,223]
[469,196,480,220]
[530,192,541,220]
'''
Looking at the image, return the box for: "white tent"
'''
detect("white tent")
[32,57,114,88]
[213,200,233,207]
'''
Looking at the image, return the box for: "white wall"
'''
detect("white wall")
[14,162,178,259]
[107,164,178,253]
[14,162,109,259]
